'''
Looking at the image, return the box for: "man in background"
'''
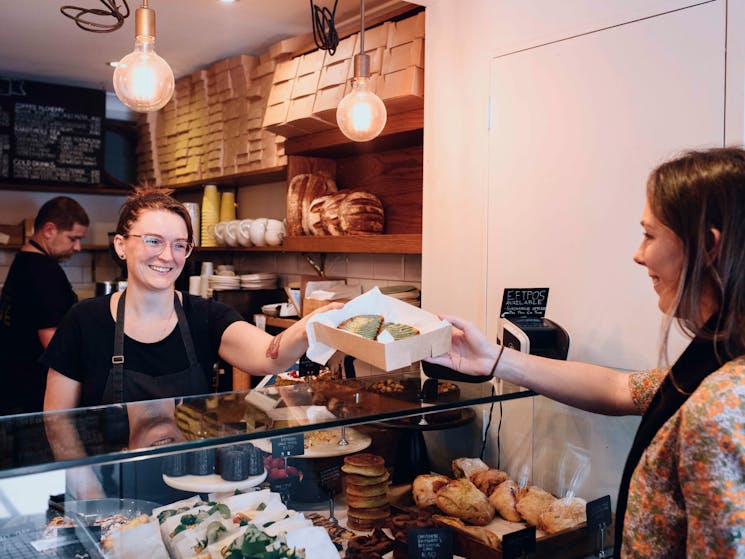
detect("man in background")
[0,196,89,414]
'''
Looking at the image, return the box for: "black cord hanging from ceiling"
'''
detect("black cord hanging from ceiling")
[60,0,130,33]
[309,0,339,55]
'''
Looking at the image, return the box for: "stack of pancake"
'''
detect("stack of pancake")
[342,453,391,531]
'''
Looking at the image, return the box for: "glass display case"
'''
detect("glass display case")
[0,369,601,558]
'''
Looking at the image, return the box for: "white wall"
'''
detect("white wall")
[420,0,745,505]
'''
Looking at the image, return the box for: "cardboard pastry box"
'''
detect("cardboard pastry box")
[306,287,451,371]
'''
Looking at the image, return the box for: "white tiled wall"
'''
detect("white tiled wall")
[229,252,422,293]
[0,249,422,300]
[0,248,121,300]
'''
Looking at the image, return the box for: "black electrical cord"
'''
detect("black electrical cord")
[60,0,130,33]
[309,0,339,55]
[479,384,501,463]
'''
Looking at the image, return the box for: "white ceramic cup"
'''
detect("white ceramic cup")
[237,219,253,247]
[249,218,268,247]
[264,228,285,246]
[225,220,240,247]
[266,218,284,232]
[213,221,228,246]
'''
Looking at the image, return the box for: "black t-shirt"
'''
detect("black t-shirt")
[0,251,77,414]
[41,293,243,406]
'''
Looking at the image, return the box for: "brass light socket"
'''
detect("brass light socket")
[353,53,371,78]
[135,6,156,39]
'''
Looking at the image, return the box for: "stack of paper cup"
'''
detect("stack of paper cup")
[201,185,220,247]
[188,275,201,296]
[183,202,200,246]
[199,261,213,298]
[219,191,236,222]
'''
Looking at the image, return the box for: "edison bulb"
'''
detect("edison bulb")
[336,77,387,142]
[113,36,174,112]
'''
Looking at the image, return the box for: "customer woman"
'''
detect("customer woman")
[428,147,745,557]
[43,186,335,409]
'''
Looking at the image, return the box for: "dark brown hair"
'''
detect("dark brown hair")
[34,196,89,231]
[648,147,745,358]
[116,186,194,244]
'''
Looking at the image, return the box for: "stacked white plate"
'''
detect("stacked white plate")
[240,272,278,290]
[208,274,241,291]
[380,284,421,307]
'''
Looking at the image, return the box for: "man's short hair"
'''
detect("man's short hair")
[34,197,90,232]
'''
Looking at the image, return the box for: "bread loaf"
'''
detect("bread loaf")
[435,478,495,526]
[339,191,384,234]
[286,173,336,236]
[320,192,347,236]
[307,195,332,236]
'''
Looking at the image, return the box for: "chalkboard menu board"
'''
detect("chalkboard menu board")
[0,77,105,185]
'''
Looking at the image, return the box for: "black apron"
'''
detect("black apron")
[614,316,728,557]
[102,289,208,404]
[99,290,208,503]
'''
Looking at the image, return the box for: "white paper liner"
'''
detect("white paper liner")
[305,287,449,365]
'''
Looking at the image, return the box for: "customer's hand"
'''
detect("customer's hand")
[425,315,499,377]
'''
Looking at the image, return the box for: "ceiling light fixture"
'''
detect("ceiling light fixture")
[336,0,387,142]
[112,0,174,112]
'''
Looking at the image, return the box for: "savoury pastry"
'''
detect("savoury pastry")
[412,474,451,508]
[451,457,489,479]
[488,478,522,522]
[435,478,495,526]
[338,315,384,340]
[537,496,587,534]
[379,322,419,340]
[470,468,510,497]
[515,485,557,526]
[432,514,501,549]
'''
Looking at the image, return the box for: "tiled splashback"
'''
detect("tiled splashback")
[214,252,422,292]
[0,249,422,300]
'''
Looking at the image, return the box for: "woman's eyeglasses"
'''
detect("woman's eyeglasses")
[124,234,194,258]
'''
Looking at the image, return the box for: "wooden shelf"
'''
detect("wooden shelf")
[284,109,423,158]
[195,234,421,255]
[0,182,130,196]
[167,166,287,192]
[0,244,110,251]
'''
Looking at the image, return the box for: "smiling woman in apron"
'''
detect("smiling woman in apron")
[40,186,340,500]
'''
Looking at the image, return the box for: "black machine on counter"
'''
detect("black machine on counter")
[422,288,569,384]
[497,288,569,359]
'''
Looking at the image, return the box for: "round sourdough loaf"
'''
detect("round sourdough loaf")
[286,173,336,236]
[339,191,384,234]
[320,191,348,235]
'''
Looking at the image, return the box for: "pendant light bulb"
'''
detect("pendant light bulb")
[336,0,387,142]
[337,74,387,142]
[113,3,174,112]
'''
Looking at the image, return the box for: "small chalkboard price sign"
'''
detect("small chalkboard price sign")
[0,77,105,185]
[586,495,612,529]
[502,526,536,559]
[500,288,549,319]
[271,434,304,458]
[587,495,613,558]
[407,528,452,559]
[298,353,322,377]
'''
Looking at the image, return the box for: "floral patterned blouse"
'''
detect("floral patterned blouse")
[623,357,745,558]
